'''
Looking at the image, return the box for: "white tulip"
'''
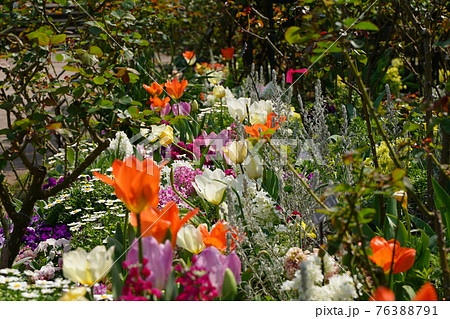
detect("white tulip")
[249,100,273,125]
[213,85,226,98]
[227,97,250,122]
[224,140,248,164]
[192,168,234,205]
[63,246,114,286]
[244,154,264,180]
[177,224,205,254]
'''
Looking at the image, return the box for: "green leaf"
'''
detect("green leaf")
[118,95,133,105]
[353,21,379,31]
[72,86,85,98]
[93,76,106,85]
[80,53,98,66]
[402,286,416,301]
[359,207,375,224]
[163,271,177,301]
[99,99,114,109]
[343,18,357,27]
[55,54,65,62]
[122,0,135,9]
[62,65,79,72]
[66,147,75,166]
[54,0,67,5]
[55,87,70,95]
[383,214,407,245]
[432,178,450,241]
[262,169,279,201]
[285,26,301,45]
[50,34,66,45]
[89,46,103,57]
[114,222,124,245]
[392,168,406,182]
[27,31,50,46]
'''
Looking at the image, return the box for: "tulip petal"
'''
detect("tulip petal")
[413,282,438,301]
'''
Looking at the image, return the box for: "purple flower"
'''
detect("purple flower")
[194,247,241,296]
[172,102,191,116]
[125,237,173,290]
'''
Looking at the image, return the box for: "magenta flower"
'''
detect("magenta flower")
[194,247,241,296]
[126,237,173,290]
[172,102,191,116]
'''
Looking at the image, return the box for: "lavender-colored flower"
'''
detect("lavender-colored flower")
[125,237,172,290]
[194,247,241,296]
[172,102,191,116]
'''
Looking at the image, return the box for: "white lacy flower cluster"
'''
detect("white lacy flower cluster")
[231,175,279,228]
[282,251,357,301]
[108,131,133,159]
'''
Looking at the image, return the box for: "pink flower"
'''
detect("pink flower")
[125,237,173,290]
[194,247,241,296]
[172,102,191,116]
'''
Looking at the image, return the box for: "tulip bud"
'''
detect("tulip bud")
[393,190,408,210]
[244,154,263,179]
[213,85,226,98]
[191,100,199,112]
[224,141,248,164]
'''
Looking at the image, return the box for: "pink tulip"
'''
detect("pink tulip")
[172,102,191,116]
[194,246,241,296]
[125,237,173,290]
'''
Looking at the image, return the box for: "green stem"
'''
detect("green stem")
[342,49,402,169]
[123,210,129,249]
[267,139,329,210]
[136,213,143,267]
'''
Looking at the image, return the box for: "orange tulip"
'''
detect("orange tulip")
[413,282,438,301]
[93,156,161,214]
[369,236,416,274]
[245,113,286,139]
[182,51,196,65]
[130,201,199,247]
[165,78,188,100]
[370,282,438,301]
[221,47,235,60]
[370,286,395,301]
[150,96,170,110]
[198,220,239,253]
[143,82,164,96]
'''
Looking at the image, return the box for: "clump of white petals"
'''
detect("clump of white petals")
[282,253,357,301]
[108,131,133,159]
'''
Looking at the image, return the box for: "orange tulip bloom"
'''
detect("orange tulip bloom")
[198,220,239,253]
[93,156,161,213]
[369,236,416,274]
[130,201,199,247]
[150,96,170,110]
[221,47,235,60]
[370,282,438,301]
[165,78,188,100]
[143,82,164,96]
[182,51,196,65]
[245,113,286,139]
